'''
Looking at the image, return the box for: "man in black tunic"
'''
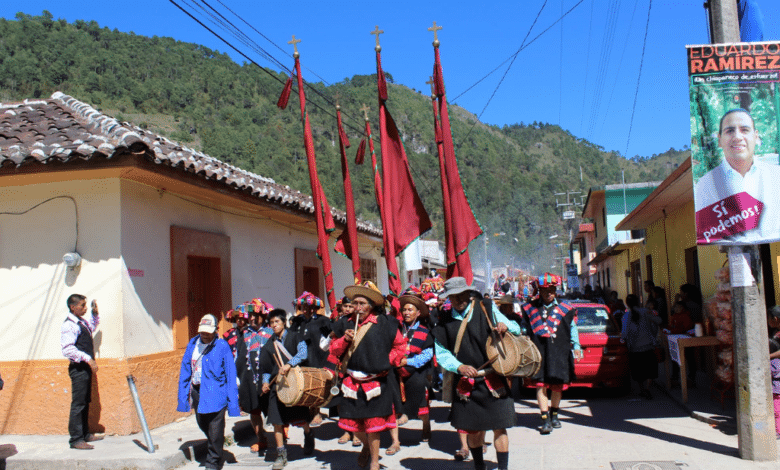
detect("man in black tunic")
[520,273,582,434]
[433,277,520,470]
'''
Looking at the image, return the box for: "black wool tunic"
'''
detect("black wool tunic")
[433,299,516,431]
[336,314,400,420]
[520,300,576,384]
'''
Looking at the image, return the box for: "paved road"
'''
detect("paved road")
[172,386,778,470]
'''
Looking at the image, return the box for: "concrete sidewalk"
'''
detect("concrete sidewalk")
[1,382,776,470]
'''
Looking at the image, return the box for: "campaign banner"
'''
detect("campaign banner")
[688,42,780,245]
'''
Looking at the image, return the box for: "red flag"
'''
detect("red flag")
[375,50,432,294]
[276,75,294,110]
[290,56,337,310]
[334,107,362,284]
[433,45,483,284]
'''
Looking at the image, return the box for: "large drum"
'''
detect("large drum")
[485,333,541,377]
[276,366,334,408]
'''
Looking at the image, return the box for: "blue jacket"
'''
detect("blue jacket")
[177,336,240,416]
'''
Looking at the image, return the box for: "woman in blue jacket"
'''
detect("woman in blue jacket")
[178,314,240,470]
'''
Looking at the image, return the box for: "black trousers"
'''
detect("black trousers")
[191,384,226,470]
[68,362,92,446]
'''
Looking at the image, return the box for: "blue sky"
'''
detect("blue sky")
[5,1,780,164]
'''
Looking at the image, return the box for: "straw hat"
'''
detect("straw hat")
[344,281,385,306]
[399,293,429,319]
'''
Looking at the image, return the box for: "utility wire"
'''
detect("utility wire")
[579,0,594,136]
[458,0,549,144]
[0,195,79,252]
[170,0,366,136]
[597,0,642,140]
[624,0,653,160]
[210,0,333,86]
[455,0,584,149]
[451,0,585,104]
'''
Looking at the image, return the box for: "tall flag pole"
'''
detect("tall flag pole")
[334,101,362,284]
[355,104,388,287]
[277,35,337,310]
[372,26,432,295]
[429,22,483,285]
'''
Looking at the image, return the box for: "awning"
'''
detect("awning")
[588,238,644,266]
[615,158,692,231]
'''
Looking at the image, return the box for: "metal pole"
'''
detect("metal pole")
[127,375,156,454]
[707,0,777,460]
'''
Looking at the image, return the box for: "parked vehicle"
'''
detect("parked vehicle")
[569,302,629,389]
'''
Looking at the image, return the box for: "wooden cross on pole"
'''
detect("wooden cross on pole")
[370,25,384,51]
[426,76,436,98]
[428,21,442,46]
[360,103,370,122]
[288,34,301,57]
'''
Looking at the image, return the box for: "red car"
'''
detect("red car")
[569,302,629,389]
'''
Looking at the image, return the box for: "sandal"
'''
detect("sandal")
[386,443,401,455]
[250,437,268,452]
[338,433,351,445]
[421,428,431,442]
[357,446,371,467]
[454,448,469,461]
[352,437,362,447]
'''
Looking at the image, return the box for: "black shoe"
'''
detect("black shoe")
[550,411,562,429]
[540,414,553,435]
[303,431,315,455]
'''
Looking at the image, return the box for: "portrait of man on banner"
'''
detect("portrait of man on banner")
[688,42,780,245]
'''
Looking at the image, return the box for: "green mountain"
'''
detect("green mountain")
[0,12,689,272]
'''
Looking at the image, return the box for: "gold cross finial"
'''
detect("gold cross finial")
[360,103,371,122]
[426,76,436,99]
[428,21,442,47]
[370,25,384,52]
[288,35,301,57]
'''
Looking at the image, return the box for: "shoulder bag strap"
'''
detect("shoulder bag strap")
[338,322,373,374]
[452,300,475,356]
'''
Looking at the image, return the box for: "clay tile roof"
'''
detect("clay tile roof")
[0,92,381,237]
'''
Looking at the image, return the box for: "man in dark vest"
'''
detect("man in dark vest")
[60,294,103,449]
[433,277,520,470]
[520,273,582,434]
[289,291,333,425]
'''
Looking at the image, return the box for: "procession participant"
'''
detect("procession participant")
[520,273,582,435]
[259,308,314,469]
[433,277,520,470]
[224,300,274,453]
[325,282,406,470]
[177,314,240,470]
[326,296,361,447]
[290,292,333,426]
[395,287,434,442]
[61,294,103,450]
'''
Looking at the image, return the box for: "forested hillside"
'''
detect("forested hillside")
[0,12,689,269]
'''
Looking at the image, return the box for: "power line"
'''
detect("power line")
[624,0,653,160]
[458,0,550,144]
[451,0,586,105]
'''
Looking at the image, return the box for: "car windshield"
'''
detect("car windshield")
[575,306,619,334]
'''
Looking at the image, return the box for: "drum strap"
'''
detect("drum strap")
[480,301,508,364]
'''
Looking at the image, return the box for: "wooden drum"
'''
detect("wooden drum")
[486,333,541,377]
[276,366,333,408]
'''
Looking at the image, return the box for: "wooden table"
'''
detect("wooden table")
[662,333,720,403]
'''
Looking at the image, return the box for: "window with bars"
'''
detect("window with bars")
[360,258,377,285]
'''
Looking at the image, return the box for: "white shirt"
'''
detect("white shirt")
[694,158,780,244]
